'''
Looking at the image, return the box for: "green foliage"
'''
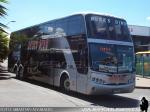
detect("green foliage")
[0,0,8,32]
[9,32,29,52]
[0,0,8,3]
[0,0,8,16]
[0,31,9,60]
[0,0,10,60]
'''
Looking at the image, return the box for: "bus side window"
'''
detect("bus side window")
[67,15,85,36]
[55,19,67,36]
[50,51,67,69]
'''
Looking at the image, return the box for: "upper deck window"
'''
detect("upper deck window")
[67,15,85,36]
[114,19,131,42]
[86,14,132,42]
[86,15,108,39]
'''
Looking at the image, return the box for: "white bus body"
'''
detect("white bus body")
[8,13,135,95]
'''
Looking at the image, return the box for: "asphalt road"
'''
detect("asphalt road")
[0,72,150,111]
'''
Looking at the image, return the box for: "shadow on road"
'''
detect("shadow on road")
[80,94,139,108]
[0,73,10,76]
[0,77,11,80]
[21,78,139,108]
[0,70,11,80]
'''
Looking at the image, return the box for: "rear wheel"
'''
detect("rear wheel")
[15,70,19,79]
[17,68,24,80]
[19,69,24,80]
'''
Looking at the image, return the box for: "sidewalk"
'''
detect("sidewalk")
[136,76,150,89]
[0,59,8,72]
[0,65,7,72]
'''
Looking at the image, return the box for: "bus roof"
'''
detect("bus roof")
[72,12,124,19]
[136,51,150,55]
[12,12,125,33]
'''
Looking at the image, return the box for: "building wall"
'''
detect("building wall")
[128,25,150,37]
[128,25,150,52]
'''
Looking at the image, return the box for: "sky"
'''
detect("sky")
[1,0,150,32]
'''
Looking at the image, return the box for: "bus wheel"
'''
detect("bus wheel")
[15,71,19,79]
[18,69,24,80]
[64,78,70,91]
[60,76,70,92]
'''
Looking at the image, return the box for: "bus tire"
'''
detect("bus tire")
[18,69,24,80]
[15,71,19,79]
[60,74,70,92]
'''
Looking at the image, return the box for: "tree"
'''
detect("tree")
[0,0,8,61]
[9,32,29,53]
[0,31,9,61]
[0,0,8,32]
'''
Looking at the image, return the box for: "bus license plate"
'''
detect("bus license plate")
[109,75,123,83]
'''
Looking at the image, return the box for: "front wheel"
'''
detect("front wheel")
[63,78,70,91]
[61,77,70,92]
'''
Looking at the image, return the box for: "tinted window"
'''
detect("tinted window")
[117,46,134,73]
[89,43,117,73]
[67,35,88,74]
[55,19,67,37]
[67,15,85,36]
[39,22,55,36]
[89,43,134,73]
[114,19,131,42]
[19,26,40,38]
[49,51,67,69]
[88,16,108,38]
[107,17,115,40]
[86,14,132,42]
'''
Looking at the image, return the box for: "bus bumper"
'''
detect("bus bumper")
[86,82,135,95]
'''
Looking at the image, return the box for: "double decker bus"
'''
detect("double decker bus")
[8,12,135,95]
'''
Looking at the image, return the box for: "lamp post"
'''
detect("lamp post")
[6,21,16,26]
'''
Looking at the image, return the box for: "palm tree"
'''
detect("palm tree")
[0,0,8,61]
[0,0,8,32]
[0,31,9,61]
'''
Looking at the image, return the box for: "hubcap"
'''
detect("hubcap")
[64,79,70,90]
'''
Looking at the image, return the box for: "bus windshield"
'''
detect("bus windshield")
[86,14,132,42]
[89,43,134,73]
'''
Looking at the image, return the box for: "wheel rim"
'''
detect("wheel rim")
[64,79,70,90]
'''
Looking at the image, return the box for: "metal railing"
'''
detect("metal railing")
[136,56,150,77]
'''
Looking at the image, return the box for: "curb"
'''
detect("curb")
[135,86,150,89]
[136,75,150,79]
[0,70,8,73]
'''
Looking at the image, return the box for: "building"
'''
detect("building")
[128,25,150,52]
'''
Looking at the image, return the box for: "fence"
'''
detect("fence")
[136,54,150,77]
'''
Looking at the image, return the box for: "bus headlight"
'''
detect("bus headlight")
[92,77,96,81]
[96,78,99,83]
[91,77,104,84]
